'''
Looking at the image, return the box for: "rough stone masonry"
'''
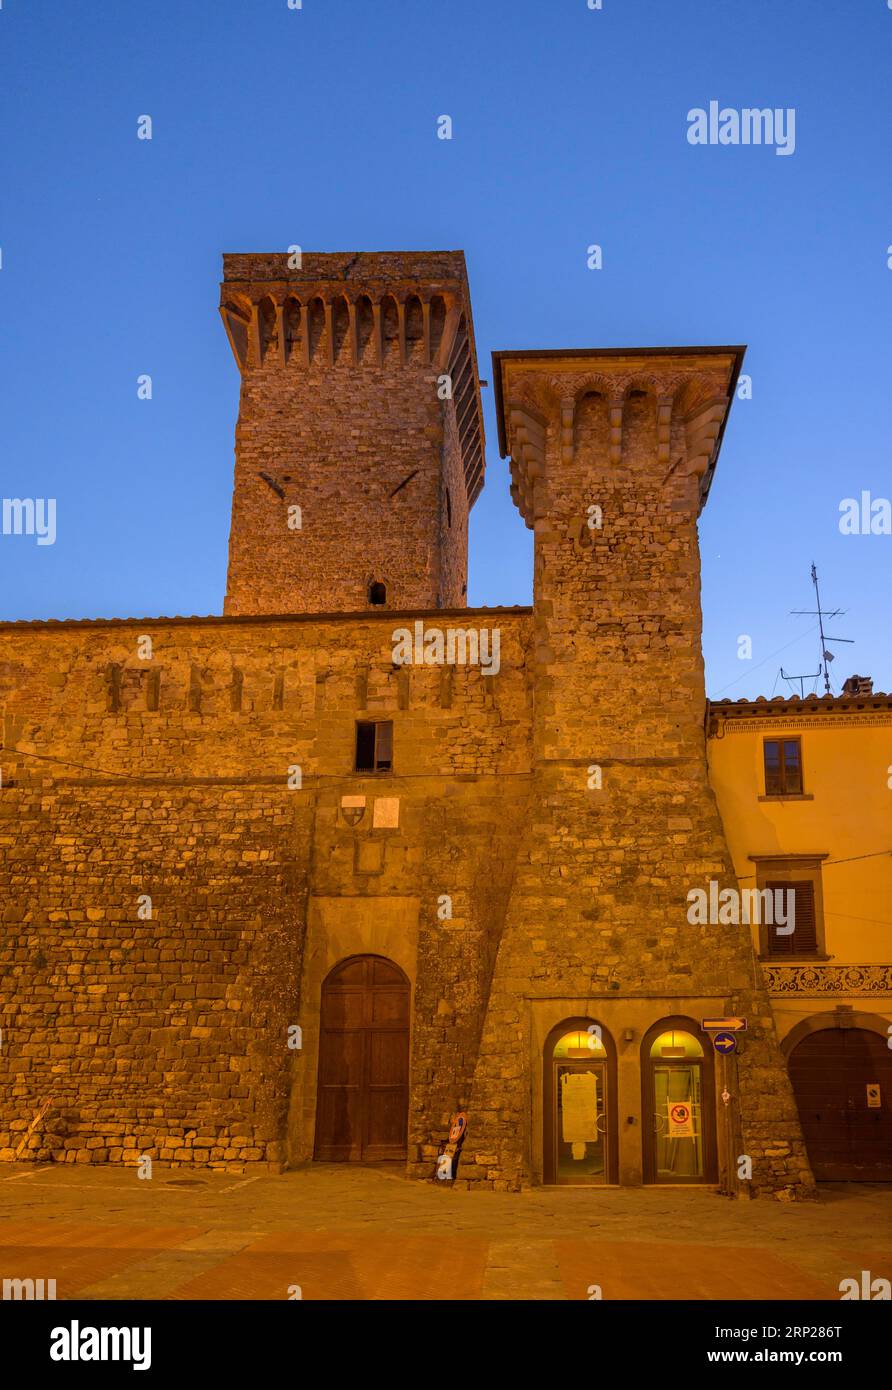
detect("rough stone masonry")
[0,250,814,1197]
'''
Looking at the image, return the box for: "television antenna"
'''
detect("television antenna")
[789,563,853,695]
[778,664,821,699]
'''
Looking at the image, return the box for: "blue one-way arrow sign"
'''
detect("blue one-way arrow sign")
[713,1031,737,1054]
[701,1017,747,1032]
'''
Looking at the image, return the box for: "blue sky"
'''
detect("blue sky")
[1,0,889,698]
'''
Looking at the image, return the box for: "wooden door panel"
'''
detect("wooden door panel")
[318,1032,363,1086]
[368,1031,409,1086]
[332,959,368,987]
[371,958,405,986]
[321,990,365,1029]
[314,955,409,1163]
[371,990,410,1026]
[789,1028,892,1181]
[314,1086,362,1160]
[365,1089,408,1157]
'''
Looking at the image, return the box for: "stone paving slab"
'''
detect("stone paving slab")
[0,1222,204,1299]
[1,1166,890,1301]
[0,1221,201,1249]
[554,1240,837,1301]
[481,1238,565,1300]
[77,1250,245,1302]
[172,1232,489,1301]
[173,1249,356,1301]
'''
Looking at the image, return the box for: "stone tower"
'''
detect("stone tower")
[467,347,815,1196]
[220,252,485,616]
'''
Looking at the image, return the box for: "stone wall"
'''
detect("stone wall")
[0,609,531,1170]
[0,782,308,1168]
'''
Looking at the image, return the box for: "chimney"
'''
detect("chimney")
[842,674,873,695]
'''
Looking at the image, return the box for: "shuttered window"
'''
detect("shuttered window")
[764,880,818,955]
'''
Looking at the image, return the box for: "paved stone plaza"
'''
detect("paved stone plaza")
[1,1166,889,1301]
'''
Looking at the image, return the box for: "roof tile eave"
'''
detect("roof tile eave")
[709,692,892,715]
[0,604,534,632]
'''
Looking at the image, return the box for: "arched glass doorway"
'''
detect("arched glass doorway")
[642,1018,717,1184]
[314,955,409,1162]
[543,1019,617,1184]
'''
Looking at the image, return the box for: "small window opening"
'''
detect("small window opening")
[446,487,452,528]
[355,719,393,773]
[368,581,387,606]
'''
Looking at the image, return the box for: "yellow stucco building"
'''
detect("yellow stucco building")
[708,682,892,1180]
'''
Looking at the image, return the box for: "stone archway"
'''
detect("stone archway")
[783,1013,892,1181]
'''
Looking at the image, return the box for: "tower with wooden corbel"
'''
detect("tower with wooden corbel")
[219,252,485,616]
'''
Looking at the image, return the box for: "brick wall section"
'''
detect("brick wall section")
[0,610,530,1170]
[464,352,815,1197]
[221,252,483,616]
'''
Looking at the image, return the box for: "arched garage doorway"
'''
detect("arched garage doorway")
[787,1023,892,1181]
[314,955,410,1162]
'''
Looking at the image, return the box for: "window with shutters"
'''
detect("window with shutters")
[763,880,818,956]
[749,856,827,959]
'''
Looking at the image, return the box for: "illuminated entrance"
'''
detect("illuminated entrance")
[543,1019,617,1184]
[642,1018,717,1184]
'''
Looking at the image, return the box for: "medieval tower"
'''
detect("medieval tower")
[0,251,814,1198]
[466,350,812,1191]
[220,252,484,615]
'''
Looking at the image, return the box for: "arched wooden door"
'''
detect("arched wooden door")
[788,1027,892,1181]
[314,955,410,1162]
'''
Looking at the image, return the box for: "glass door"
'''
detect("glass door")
[544,1021,617,1185]
[651,1061,704,1180]
[643,1023,716,1184]
[552,1061,608,1184]
[554,1058,609,1184]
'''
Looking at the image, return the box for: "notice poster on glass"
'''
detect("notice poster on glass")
[561,1072,599,1143]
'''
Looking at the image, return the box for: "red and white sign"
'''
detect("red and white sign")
[667,1101,694,1137]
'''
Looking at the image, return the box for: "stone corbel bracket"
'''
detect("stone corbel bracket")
[681,394,733,505]
[506,405,548,529]
[493,346,746,520]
